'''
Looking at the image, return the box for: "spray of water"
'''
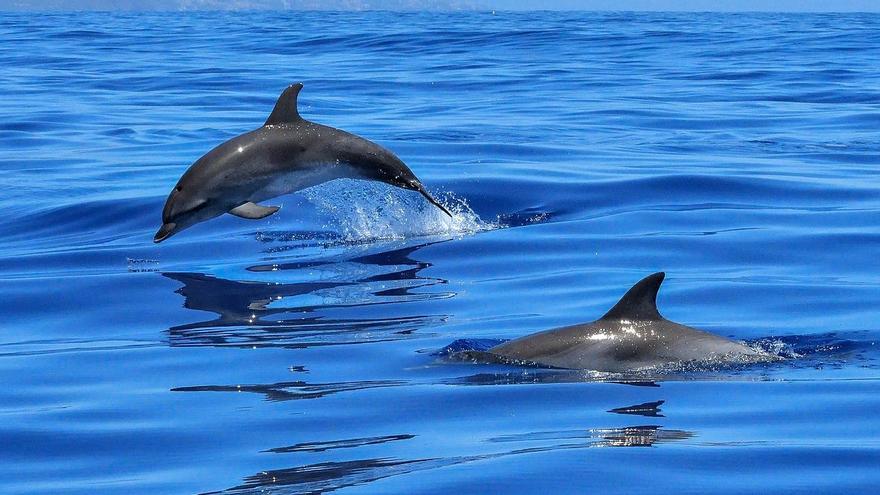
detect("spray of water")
[300,179,498,245]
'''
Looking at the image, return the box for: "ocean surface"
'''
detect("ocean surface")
[2,10,879,494]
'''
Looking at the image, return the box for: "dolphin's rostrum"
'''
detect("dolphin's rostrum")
[489,272,773,372]
[155,83,451,243]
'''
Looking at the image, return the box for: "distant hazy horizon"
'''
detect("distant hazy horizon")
[2,0,879,11]
[493,0,880,12]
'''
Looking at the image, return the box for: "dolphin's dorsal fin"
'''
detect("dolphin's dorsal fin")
[599,272,665,321]
[265,83,304,126]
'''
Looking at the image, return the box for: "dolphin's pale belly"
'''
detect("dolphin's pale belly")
[250,162,362,203]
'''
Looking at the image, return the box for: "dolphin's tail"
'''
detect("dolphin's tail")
[417,186,453,218]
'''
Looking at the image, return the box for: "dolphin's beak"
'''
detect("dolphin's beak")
[154,222,177,243]
[417,186,453,218]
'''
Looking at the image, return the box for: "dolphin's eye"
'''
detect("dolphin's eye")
[176,186,182,192]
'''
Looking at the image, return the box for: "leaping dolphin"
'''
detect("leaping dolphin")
[488,272,774,372]
[154,83,451,243]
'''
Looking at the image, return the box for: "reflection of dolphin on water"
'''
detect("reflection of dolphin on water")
[609,400,665,417]
[172,379,406,402]
[163,242,450,348]
[488,424,693,448]
[210,418,692,494]
[155,83,451,243]
[163,271,350,330]
[488,272,775,372]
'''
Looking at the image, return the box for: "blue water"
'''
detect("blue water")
[2,10,880,494]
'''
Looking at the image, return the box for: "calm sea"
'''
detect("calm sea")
[1,10,879,494]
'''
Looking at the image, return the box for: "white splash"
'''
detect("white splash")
[302,179,498,244]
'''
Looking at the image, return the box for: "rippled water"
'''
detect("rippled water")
[2,11,879,494]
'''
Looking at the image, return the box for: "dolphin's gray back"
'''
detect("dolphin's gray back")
[175,119,409,202]
[490,319,758,372]
[489,273,766,372]
[260,83,415,181]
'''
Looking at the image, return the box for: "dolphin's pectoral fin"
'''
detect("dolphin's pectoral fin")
[599,272,666,321]
[228,202,280,220]
[264,83,304,126]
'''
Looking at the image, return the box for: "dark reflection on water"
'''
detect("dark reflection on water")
[184,367,689,495]
[165,242,451,349]
[445,370,663,387]
[163,272,353,330]
[208,457,439,495]
[212,419,693,494]
[609,400,666,417]
[172,379,406,402]
[590,425,694,447]
[265,434,416,454]
[488,424,694,447]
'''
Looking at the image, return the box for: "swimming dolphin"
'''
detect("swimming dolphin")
[489,272,772,372]
[154,83,451,243]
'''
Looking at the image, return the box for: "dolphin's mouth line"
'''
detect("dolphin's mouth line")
[153,222,177,243]
[155,200,210,243]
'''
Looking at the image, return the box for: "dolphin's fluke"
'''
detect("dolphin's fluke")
[416,186,453,218]
[600,272,665,321]
[265,83,304,126]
